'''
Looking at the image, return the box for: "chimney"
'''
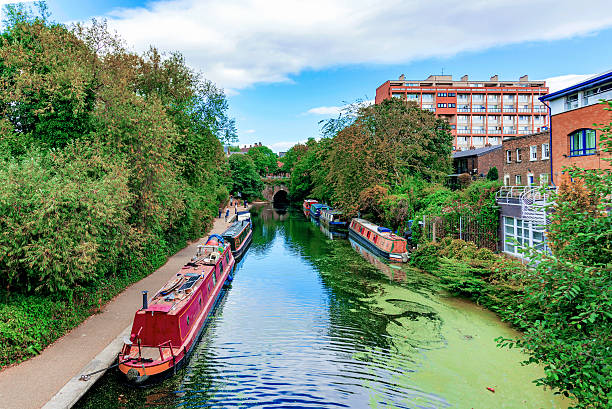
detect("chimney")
[490,75,498,81]
[461,75,468,82]
[399,74,405,80]
[519,75,528,82]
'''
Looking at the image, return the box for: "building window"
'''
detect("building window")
[506,150,512,163]
[438,93,447,97]
[515,174,522,185]
[406,94,419,100]
[437,103,447,108]
[448,93,456,97]
[516,148,522,162]
[565,94,579,110]
[448,103,456,108]
[569,129,596,156]
[504,174,510,186]
[528,173,534,186]
[529,145,537,161]
[503,216,547,257]
[540,173,549,186]
[541,143,550,159]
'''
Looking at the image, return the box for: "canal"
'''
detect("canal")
[76,204,567,409]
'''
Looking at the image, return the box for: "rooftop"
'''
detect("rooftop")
[452,145,502,159]
[540,69,612,101]
[385,74,546,88]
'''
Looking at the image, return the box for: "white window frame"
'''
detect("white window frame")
[529,145,537,161]
[515,174,522,185]
[541,143,550,159]
[506,150,512,163]
[504,174,510,186]
[516,148,522,162]
[503,216,548,258]
[540,173,549,186]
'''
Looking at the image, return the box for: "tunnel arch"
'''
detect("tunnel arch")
[272,189,289,206]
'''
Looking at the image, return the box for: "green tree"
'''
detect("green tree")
[229,154,264,199]
[486,166,498,181]
[281,143,308,173]
[325,98,452,216]
[247,145,278,176]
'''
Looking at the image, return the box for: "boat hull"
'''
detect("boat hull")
[118,241,235,385]
[232,228,253,261]
[348,228,408,263]
[320,217,347,230]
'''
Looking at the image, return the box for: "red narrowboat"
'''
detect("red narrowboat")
[348,218,410,263]
[118,234,235,384]
[302,199,318,217]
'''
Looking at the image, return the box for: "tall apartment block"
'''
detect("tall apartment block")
[375,74,549,150]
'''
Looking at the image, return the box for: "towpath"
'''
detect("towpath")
[0,202,250,409]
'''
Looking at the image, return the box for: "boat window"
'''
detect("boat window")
[212,273,217,286]
[186,316,190,326]
[373,235,378,244]
[226,253,230,263]
[199,297,202,307]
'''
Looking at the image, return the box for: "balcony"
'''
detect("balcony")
[517,108,532,113]
[423,107,436,112]
[518,129,532,135]
[503,107,516,113]
[503,127,516,134]
[472,107,486,112]
[457,107,470,112]
[487,107,501,113]
[487,128,501,134]
[457,129,471,134]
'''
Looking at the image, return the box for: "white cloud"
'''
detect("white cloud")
[100,0,612,92]
[269,141,303,153]
[243,129,255,134]
[306,100,373,116]
[544,74,597,93]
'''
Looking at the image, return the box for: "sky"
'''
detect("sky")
[4,0,612,152]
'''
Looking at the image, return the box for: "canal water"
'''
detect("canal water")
[76,204,567,409]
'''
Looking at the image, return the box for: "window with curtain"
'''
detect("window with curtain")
[569,129,596,156]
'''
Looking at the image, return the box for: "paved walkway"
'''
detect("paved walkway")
[0,203,248,409]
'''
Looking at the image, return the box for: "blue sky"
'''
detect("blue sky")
[9,0,612,151]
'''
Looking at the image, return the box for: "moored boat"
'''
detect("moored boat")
[222,214,252,261]
[118,235,235,385]
[348,218,410,263]
[309,203,329,219]
[302,199,318,217]
[320,208,348,230]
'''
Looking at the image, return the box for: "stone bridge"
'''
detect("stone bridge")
[262,180,289,204]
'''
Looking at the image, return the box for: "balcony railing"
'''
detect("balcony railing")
[457,108,470,112]
[472,107,486,112]
[487,108,501,113]
[518,129,532,134]
[457,129,471,134]
[503,128,516,134]
[517,108,532,113]
[503,107,516,112]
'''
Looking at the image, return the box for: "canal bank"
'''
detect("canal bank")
[0,204,248,409]
[75,204,568,409]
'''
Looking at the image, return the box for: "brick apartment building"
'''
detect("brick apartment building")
[502,131,551,186]
[539,70,612,183]
[376,74,549,151]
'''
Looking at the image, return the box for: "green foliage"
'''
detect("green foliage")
[246,145,278,176]
[228,154,264,199]
[280,143,307,173]
[486,166,499,181]
[0,7,234,367]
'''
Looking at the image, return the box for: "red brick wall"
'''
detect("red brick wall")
[478,148,503,177]
[501,131,551,186]
[551,103,612,183]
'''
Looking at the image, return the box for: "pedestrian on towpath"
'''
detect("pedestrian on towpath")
[218,208,222,218]
[225,209,229,222]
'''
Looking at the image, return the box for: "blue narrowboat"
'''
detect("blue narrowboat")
[309,203,330,219]
[320,208,348,230]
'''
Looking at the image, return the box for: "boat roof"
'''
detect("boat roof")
[322,208,343,215]
[304,199,318,203]
[222,220,249,238]
[352,218,404,240]
[311,203,329,210]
